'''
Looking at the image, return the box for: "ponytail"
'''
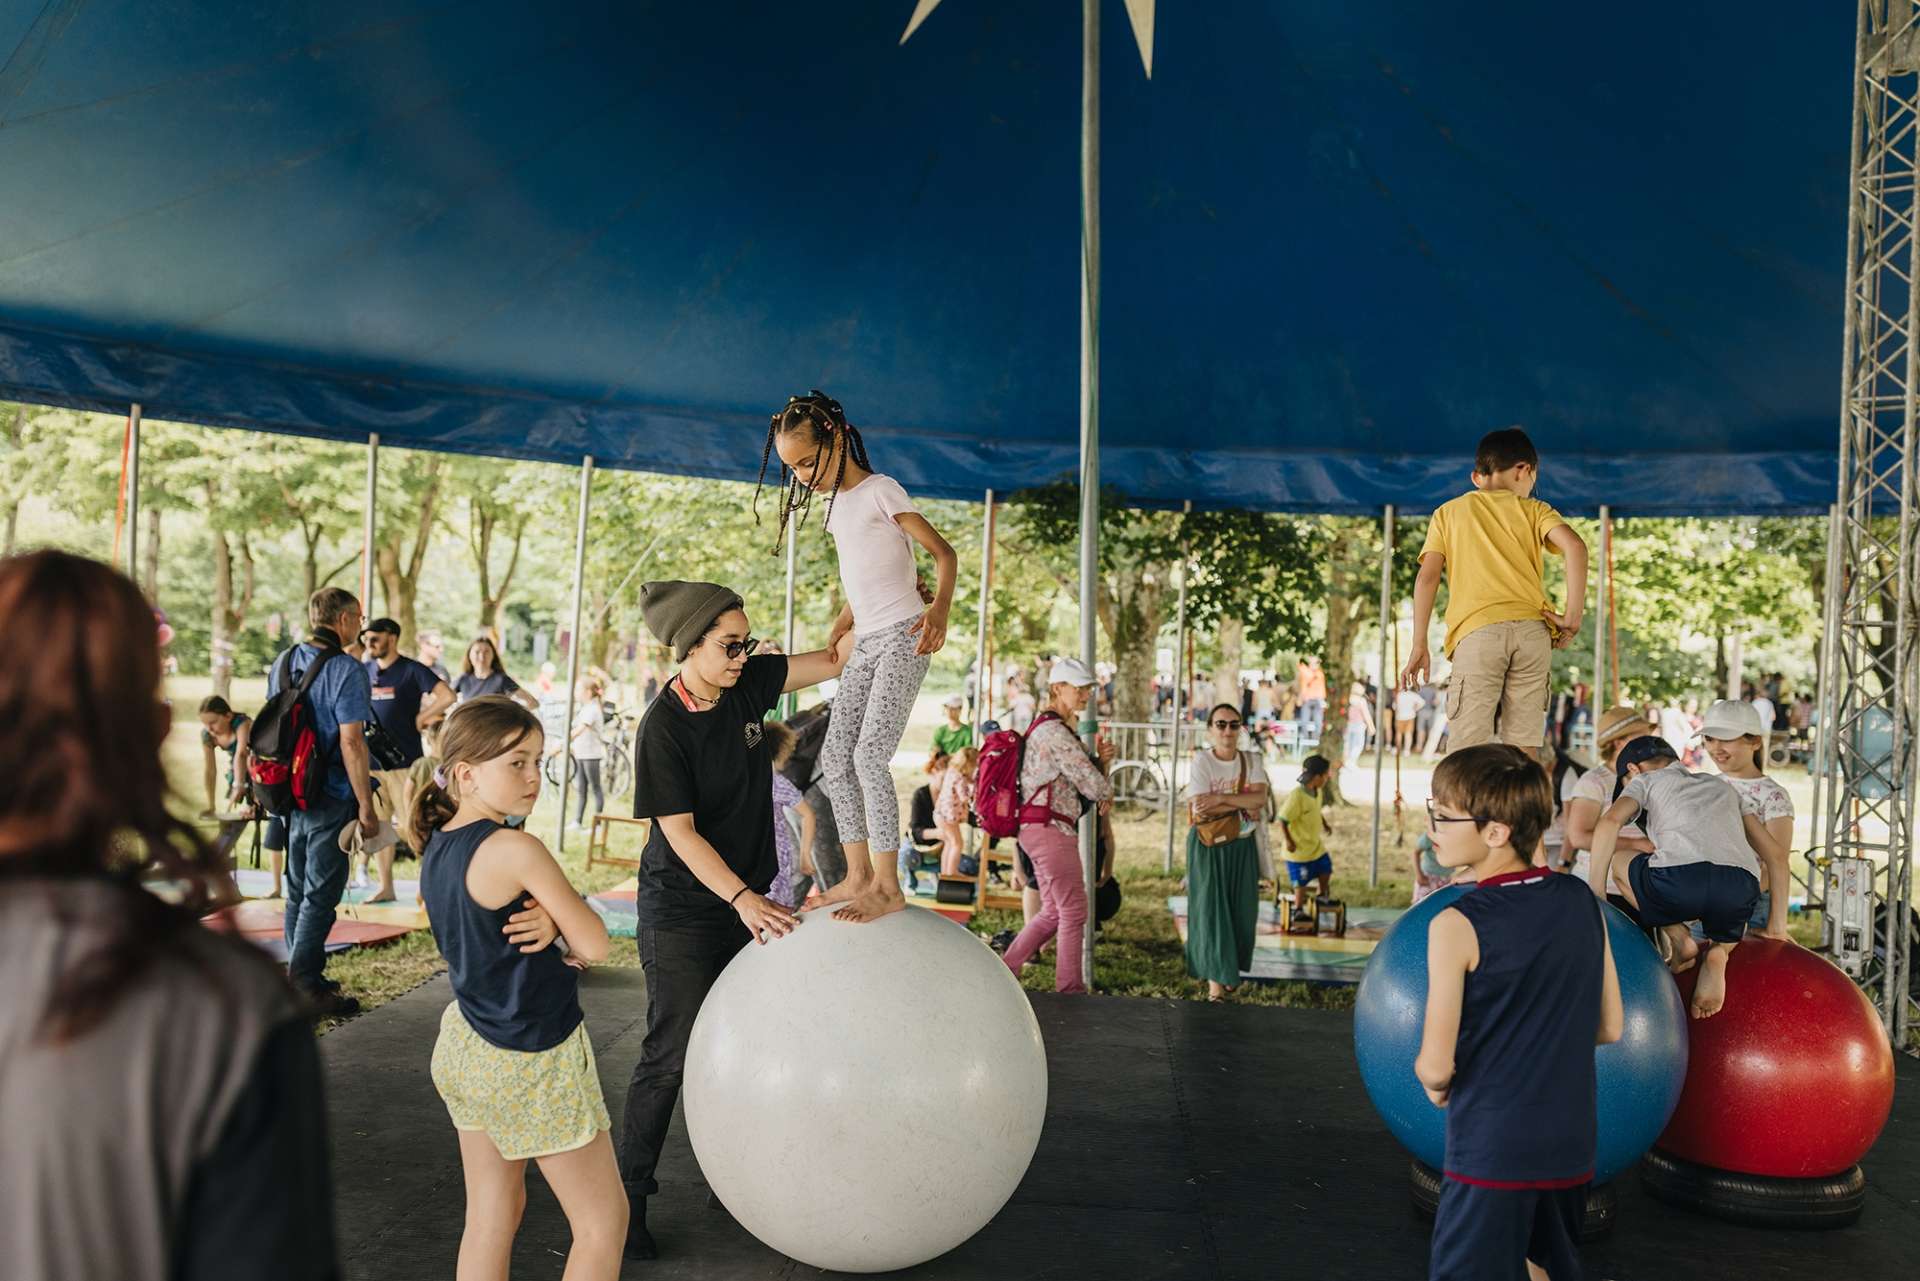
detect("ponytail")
[407,772,458,854]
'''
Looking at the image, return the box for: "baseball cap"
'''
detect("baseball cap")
[1048,658,1096,687]
[942,693,965,709]
[363,617,401,636]
[1611,735,1678,801]
[1697,698,1763,740]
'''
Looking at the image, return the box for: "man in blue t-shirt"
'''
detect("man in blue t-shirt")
[359,618,454,900]
[266,587,377,1015]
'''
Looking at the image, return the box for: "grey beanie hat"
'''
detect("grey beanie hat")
[641,580,744,661]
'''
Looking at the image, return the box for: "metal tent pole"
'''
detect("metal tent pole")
[360,435,380,612]
[1370,505,1394,886]
[1809,502,1844,859]
[782,515,798,718]
[1163,501,1192,874]
[1077,0,1101,992]
[973,490,997,740]
[1592,504,1609,713]
[125,404,142,578]
[556,456,595,853]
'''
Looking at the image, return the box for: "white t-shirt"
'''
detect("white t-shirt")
[1751,697,1776,733]
[572,700,607,761]
[1565,765,1643,888]
[1394,689,1423,720]
[1184,748,1275,878]
[1723,773,1793,825]
[825,473,923,635]
[1620,768,1760,878]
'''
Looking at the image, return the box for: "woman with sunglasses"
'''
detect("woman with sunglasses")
[1183,704,1271,1002]
[619,580,851,1261]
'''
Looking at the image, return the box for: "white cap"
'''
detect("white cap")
[1698,698,1764,740]
[942,693,965,709]
[1049,658,1097,688]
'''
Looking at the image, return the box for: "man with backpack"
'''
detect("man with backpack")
[257,587,378,1016]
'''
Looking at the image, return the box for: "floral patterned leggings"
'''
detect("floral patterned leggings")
[819,618,930,854]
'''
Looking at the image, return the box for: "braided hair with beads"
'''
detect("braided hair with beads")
[754,390,872,552]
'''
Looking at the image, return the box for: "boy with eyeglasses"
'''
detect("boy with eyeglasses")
[1277,754,1334,916]
[1418,744,1624,1281]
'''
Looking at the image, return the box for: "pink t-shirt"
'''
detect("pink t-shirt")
[825,473,923,635]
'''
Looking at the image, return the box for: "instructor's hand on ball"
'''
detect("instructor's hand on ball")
[503,896,559,953]
[735,889,797,944]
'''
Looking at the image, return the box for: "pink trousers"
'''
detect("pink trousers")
[1003,822,1089,995]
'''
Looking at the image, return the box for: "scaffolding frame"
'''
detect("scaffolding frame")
[1828,0,1920,1044]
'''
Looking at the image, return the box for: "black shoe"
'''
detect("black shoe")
[625,1198,657,1260]
[304,989,360,1019]
[988,929,1016,954]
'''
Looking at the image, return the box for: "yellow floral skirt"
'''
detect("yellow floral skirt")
[429,1001,610,1160]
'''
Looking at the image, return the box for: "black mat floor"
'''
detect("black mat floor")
[326,970,1919,1279]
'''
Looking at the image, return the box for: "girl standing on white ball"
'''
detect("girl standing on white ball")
[411,696,622,1280]
[757,391,958,922]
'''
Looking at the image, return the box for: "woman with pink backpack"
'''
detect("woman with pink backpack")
[981,659,1113,995]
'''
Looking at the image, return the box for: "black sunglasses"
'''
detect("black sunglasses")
[1211,718,1243,730]
[713,636,760,661]
[1426,798,1483,827]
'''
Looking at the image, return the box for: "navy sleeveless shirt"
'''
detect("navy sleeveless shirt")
[421,819,583,1052]
[1443,868,1605,1187]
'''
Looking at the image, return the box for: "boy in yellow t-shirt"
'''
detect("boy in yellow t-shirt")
[1401,428,1587,751]
[1277,754,1334,913]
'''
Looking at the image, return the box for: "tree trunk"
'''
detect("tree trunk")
[376,459,443,649]
[1094,561,1165,723]
[140,507,161,599]
[2,501,15,556]
[1319,526,1373,807]
[1713,628,1728,698]
[482,520,525,636]
[376,544,419,651]
[211,530,235,700]
[1212,616,1245,716]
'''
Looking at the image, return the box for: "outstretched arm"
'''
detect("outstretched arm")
[1587,794,1643,898]
[1597,919,1624,1044]
[1401,554,1445,688]
[782,631,854,694]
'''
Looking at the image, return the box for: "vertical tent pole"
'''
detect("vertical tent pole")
[125,404,142,579]
[972,490,997,740]
[556,456,594,853]
[782,515,798,718]
[1809,502,1844,858]
[360,435,380,614]
[1593,504,1609,715]
[1163,500,1192,874]
[1077,0,1102,991]
[1370,504,1395,886]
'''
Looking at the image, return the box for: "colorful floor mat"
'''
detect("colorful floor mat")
[203,900,415,962]
[1166,896,1404,983]
[230,869,431,929]
[589,877,979,934]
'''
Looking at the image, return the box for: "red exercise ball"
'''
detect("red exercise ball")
[1659,939,1894,1178]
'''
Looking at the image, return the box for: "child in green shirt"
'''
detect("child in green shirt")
[1277,754,1334,913]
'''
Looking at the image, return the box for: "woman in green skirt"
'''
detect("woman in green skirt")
[1184,703,1271,1000]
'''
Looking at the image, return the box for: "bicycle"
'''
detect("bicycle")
[1107,755,1170,821]
[542,704,636,798]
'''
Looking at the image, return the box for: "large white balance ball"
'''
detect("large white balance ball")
[684,906,1048,1273]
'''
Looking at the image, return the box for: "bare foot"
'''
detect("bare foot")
[1691,948,1731,1019]
[832,887,907,922]
[361,892,397,905]
[1664,930,1701,975]
[810,875,868,908]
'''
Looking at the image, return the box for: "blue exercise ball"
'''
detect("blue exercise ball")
[1353,882,1688,1183]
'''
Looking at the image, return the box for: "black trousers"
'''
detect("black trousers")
[619,917,752,1198]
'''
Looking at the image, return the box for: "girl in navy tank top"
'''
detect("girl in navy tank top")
[411,696,626,1280]
[1415,746,1624,1281]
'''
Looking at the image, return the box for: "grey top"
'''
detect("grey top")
[1619,767,1761,878]
[0,878,322,1281]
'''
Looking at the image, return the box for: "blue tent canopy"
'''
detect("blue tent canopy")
[0,1,1852,515]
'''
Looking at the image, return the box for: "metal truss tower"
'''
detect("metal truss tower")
[1829,0,1920,1044]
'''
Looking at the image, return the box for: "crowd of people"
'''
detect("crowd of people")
[0,414,1825,1281]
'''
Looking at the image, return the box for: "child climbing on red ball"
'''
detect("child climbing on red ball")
[1587,735,1770,1019]
[756,391,958,921]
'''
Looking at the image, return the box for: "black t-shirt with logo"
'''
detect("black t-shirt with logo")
[632,654,788,928]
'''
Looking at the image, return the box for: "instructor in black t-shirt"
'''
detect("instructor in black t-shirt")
[621,579,850,1261]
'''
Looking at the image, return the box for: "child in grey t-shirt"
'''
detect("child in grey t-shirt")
[1588,736,1764,1020]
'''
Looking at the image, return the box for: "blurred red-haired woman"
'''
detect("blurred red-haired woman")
[0,550,337,1281]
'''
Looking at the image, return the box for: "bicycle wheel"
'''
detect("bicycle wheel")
[1108,760,1165,822]
[607,745,633,798]
[543,753,566,789]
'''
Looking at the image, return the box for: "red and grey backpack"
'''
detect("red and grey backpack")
[971,710,1065,838]
[247,641,344,816]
